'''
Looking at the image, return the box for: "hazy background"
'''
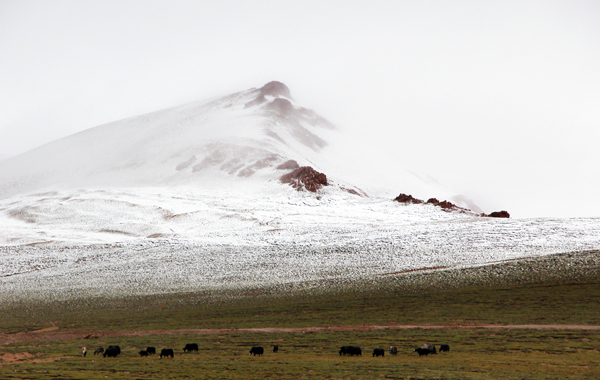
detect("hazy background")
[1,0,599,218]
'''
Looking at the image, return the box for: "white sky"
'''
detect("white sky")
[1,0,600,218]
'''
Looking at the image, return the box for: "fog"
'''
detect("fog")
[1,1,599,218]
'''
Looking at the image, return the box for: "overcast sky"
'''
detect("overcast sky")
[1,0,599,218]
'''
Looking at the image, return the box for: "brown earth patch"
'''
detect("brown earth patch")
[0,352,60,367]
[0,352,35,362]
[3,324,600,347]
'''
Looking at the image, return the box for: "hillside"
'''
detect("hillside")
[0,81,450,200]
[0,82,598,304]
[0,81,481,245]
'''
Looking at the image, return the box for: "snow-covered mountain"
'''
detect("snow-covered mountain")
[0,81,453,201]
[1,82,599,302]
[0,81,478,247]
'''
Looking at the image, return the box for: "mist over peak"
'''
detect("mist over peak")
[0,81,346,198]
[0,80,465,212]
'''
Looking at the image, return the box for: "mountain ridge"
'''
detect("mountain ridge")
[0,81,336,196]
[0,81,456,204]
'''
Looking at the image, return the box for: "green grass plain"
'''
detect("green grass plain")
[1,250,599,379]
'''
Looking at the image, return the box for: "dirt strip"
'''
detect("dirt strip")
[2,324,600,346]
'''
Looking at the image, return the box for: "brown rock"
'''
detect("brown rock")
[427,198,457,209]
[394,193,424,204]
[485,210,511,218]
[280,166,328,192]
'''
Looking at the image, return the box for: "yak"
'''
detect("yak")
[160,348,174,359]
[339,346,362,356]
[103,346,120,358]
[183,343,199,353]
[372,348,385,357]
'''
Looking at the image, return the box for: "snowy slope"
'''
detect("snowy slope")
[0,81,455,202]
[0,82,335,195]
[0,81,479,247]
[1,186,599,302]
[1,81,598,302]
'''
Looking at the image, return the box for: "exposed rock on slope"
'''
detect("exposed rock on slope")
[484,210,511,218]
[0,80,474,210]
[259,80,293,99]
[280,166,328,192]
[394,193,424,204]
[0,81,341,198]
[426,197,463,211]
[394,193,496,216]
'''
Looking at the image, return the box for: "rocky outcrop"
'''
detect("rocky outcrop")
[394,193,509,217]
[394,194,469,213]
[393,193,424,204]
[484,210,511,218]
[244,81,293,108]
[426,198,458,210]
[259,81,292,99]
[243,81,334,152]
[280,166,328,192]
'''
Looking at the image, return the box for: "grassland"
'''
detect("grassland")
[1,250,599,379]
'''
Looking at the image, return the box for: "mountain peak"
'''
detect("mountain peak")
[259,81,292,99]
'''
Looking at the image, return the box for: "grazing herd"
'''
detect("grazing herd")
[87,345,180,359]
[414,343,450,356]
[339,344,449,358]
[84,342,450,359]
